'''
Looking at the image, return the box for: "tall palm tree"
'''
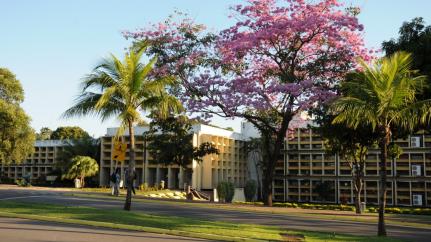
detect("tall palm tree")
[63,44,182,210]
[331,51,431,236]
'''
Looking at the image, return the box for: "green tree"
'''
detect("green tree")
[0,68,24,104]
[36,127,53,140]
[62,156,98,188]
[383,17,431,99]
[313,104,378,214]
[63,45,181,210]
[314,181,334,202]
[51,126,89,140]
[330,52,431,236]
[56,136,100,174]
[145,115,219,181]
[244,137,264,201]
[244,180,257,202]
[0,68,35,164]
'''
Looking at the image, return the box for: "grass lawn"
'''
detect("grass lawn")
[77,187,176,195]
[0,201,402,242]
[68,192,431,230]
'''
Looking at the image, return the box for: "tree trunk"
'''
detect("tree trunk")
[180,166,186,191]
[262,137,279,207]
[253,158,263,201]
[262,175,274,206]
[80,176,85,188]
[378,126,390,236]
[124,121,135,211]
[354,173,363,214]
[261,115,291,207]
[354,161,364,214]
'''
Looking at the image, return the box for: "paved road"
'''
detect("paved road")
[0,217,205,242]
[1,186,430,242]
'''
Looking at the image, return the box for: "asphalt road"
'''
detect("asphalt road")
[0,217,205,242]
[1,186,430,242]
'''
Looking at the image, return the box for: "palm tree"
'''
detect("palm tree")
[331,51,431,236]
[56,136,100,174]
[62,156,99,188]
[63,44,182,210]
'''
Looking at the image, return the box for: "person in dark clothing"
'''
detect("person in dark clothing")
[111,168,121,196]
[124,168,136,195]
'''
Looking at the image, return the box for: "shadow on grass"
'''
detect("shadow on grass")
[0,201,282,241]
[0,201,404,242]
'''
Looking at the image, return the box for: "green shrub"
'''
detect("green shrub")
[0,176,15,184]
[367,207,377,213]
[217,181,235,203]
[233,201,264,206]
[365,206,431,216]
[234,199,431,216]
[15,178,31,187]
[244,180,257,202]
[139,183,149,191]
[385,207,401,213]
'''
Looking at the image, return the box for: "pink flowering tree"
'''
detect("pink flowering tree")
[125,0,371,206]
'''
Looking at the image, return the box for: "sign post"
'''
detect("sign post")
[112,141,127,162]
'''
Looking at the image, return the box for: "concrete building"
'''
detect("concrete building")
[275,127,431,207]
[0,140,66,181]
[99,124,251,190]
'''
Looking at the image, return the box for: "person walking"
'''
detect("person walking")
[111,168,120,196]
[125,168,136,195]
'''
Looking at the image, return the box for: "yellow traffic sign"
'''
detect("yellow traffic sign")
[112,141,127,162]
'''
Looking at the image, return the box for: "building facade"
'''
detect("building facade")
[0,140,65,181]
[99,124,250,190]
[274,128,431,207]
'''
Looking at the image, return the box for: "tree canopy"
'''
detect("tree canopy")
[36,127,53,140]
[56,136,100,174]
[51,126,90,140]
[312,103,378,213]
[145,115,219,169]
[125,0,369,206]
[383,17,431,99]
[62,155,99,188]
[63,44,182,210]
[330,51,431,236]
[0,68,35,164]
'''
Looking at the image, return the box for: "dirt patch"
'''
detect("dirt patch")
[280,233,305,242]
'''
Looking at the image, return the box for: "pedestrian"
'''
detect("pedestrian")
[115,168,121,196]
[110,171,116,195]
[125,168,136,195]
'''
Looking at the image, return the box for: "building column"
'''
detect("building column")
[156,167,161,186]
[179,169,184,190]
[143,158,149,184]
[425,182,428,207]
[167,167,173,189]
[192,160,202,190]
[99,166,105,186]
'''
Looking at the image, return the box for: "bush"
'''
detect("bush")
[234,200,431,216]
[217,181,235,203]
[138,183,159,192]
[385,207,401,214]
[233,201,264,206]
[367,207,377,213]
[139,183,149,191]
[244,180,257,202]
[364,206,431,216]
[0,176,15,184]
[15,178,31,187]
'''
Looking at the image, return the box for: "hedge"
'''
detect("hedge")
[233,201,431,215]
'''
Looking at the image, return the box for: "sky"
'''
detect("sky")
[1,0,431,137]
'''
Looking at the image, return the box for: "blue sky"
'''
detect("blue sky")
[1,0,430,137]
